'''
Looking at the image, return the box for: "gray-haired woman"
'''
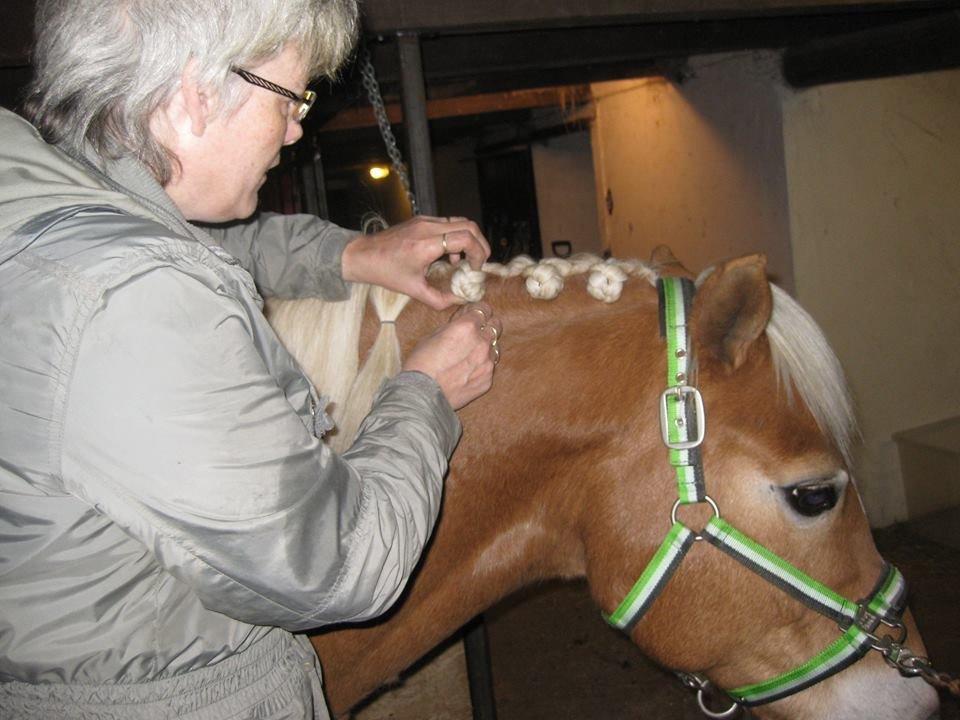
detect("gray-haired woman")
[0,1,501,717]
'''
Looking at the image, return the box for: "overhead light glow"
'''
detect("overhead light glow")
[369,165,390,180]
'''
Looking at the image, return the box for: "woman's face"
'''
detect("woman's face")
[169,45,308,222]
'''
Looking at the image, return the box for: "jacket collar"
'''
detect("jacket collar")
[64,142,214,247]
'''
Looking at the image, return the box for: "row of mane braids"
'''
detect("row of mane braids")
[433,252,658,303]
[266,251,854,469]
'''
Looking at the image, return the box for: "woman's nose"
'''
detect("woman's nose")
[284,116,304,146]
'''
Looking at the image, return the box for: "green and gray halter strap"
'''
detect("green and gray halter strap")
[604,276,912,715]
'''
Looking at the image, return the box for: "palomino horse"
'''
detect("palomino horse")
[268,253,939,720]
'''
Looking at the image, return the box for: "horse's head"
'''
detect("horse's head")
[584,255,938,719]
[281,253,940,718]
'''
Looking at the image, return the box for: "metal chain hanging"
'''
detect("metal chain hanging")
[359,41,419,215]
[889,651,960,698]
[925,669,960,697]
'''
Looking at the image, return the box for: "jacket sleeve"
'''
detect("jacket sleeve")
[59,266,460,631]
[204,213,357,301]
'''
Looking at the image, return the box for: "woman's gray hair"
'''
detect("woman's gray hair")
[24,0,359,184]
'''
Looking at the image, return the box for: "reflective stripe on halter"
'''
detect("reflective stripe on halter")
[604,522,696,632]
[706,524,906,705]
[657,278,706,503]
[604,276,911,712]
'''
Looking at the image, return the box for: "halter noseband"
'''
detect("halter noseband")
[604,276,924,716]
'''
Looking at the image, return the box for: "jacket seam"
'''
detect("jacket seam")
[9,250,112,488]
[152,565,162,678]
[307,479,375,621]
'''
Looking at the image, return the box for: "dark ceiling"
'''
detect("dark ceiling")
[310,2,960,167]
[2,0,958,173]
[0,0,947,64]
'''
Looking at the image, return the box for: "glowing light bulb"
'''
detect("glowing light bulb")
[369,165,390,180]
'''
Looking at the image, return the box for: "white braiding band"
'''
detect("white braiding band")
[447,253,656,304]
[451,267,487,302]
[523,263,565,299]
[587,262,629,303]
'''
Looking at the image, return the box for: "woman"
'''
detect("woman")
[0,0,500,717]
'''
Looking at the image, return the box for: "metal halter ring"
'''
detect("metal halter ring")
[472,307,488,322]
[679,673,740,720]
[480,324,500,344]
[696,688,740,720]
[491,345,501,366]
[670,496,721,541]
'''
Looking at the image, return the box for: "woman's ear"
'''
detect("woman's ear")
[690,254,772,371]
[149,61,211,148]
[178,62,210,137]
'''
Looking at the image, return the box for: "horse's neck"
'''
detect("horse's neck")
[315,278,666,715]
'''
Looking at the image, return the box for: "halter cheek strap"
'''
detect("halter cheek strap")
[604,276,914,714]
[703,523,907,706]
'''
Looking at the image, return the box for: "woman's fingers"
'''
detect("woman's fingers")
[453,302,494,326]
[436,220,490,269]
[458,302,501,370]
[341,215,491,311]
[403,303,501,410]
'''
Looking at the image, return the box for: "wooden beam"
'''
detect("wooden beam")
[361,0,943,34]
[783,9,960,86]
[320,85,590,132]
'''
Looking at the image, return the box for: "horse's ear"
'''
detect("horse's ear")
[649,245,694,279]
[691,254,772,371]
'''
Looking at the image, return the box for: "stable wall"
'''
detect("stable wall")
[531,132,603,258]
[783,68,960,527]
[590,53,795,291]
[588,53,960,527]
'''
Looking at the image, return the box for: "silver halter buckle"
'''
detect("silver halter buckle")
[659,385,706,450]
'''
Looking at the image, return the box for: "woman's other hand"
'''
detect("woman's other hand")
[341,216,491,310]
[402,303,501,410]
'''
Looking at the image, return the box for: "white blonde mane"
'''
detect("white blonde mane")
[265,253,855,465]
[765,285,858,465]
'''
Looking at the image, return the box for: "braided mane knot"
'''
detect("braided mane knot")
[445,253,655,304]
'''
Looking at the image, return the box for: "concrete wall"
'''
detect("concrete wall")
[588,54,960,526]
[590,53,794,291]
[531,132,603,258]
[782,68,960,526]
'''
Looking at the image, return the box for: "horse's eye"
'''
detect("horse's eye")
[786,483,839,517]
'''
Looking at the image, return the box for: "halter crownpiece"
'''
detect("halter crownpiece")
[604,276,931,717]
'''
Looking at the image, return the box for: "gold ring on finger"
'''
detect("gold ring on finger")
[440,233,449,254]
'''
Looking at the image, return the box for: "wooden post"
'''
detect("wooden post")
[397,32,437,216]
[396,30,499,720]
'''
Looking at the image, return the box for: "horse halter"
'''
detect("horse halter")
[604,277,932,718]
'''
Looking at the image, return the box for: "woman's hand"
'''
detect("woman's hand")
[341,216,491,310]
[403,303,502,410]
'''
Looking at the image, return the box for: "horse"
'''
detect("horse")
[266,252,939,720]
